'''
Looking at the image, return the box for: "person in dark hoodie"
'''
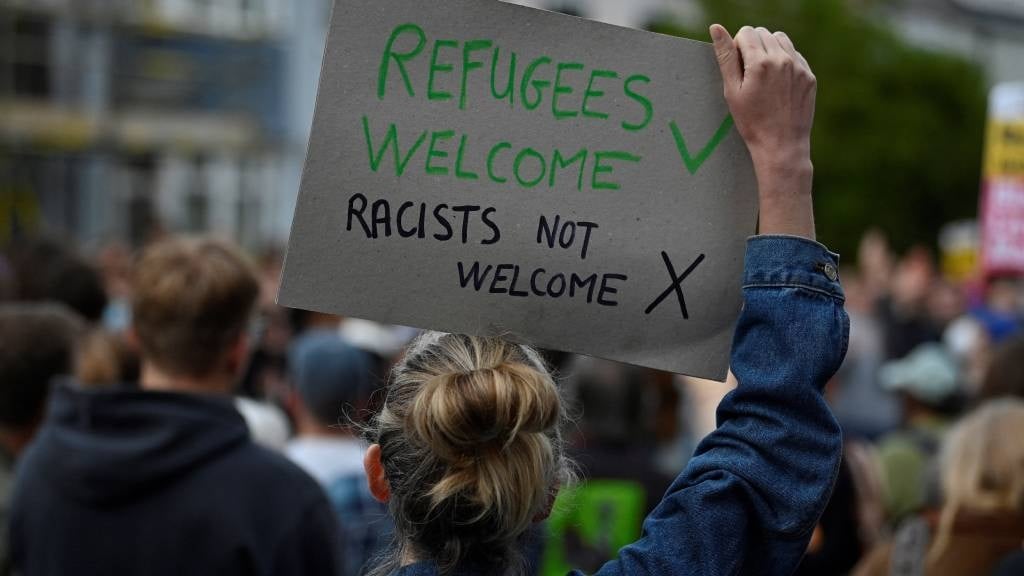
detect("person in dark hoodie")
[0,303,84,576]
[9,237,340,576]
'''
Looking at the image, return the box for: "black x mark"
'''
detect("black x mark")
[644,252,706,319]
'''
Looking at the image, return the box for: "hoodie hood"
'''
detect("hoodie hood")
[32,381,249,505]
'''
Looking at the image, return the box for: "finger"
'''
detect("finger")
[793,50,815,87]
[734,26,766,71]
[756,27,783,57]
[776,31,814,83]
[736,25,765,54]
[795,50,812,73]
[710,24,741,93]
[774,31,798,59]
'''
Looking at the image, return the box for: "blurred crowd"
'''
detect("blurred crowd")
[0,227,1023,576]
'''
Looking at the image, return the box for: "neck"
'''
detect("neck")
[294,409,355,439]
[141,362,234,395]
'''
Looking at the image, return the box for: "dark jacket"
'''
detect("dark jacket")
[10,382,340,576]
[395,236,849,575]
[1,448,13,576]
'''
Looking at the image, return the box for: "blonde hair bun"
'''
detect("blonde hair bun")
[408,361,560,461]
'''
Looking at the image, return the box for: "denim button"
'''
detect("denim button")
[819,262,838,282]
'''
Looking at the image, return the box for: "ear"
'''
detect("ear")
[225,332,250,375]
[364,444,391,503]
[282,384,303,421]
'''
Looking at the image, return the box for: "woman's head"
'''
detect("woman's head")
[940,398,1024,514]
[364,332,572,574]
[930,398,1024,560]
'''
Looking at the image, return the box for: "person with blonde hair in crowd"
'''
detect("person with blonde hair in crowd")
[358,25,850,576]
[853,399,1024,576]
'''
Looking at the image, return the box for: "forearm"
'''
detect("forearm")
[754,156,815,240]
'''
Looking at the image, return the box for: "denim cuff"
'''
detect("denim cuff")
[743,235,844,300]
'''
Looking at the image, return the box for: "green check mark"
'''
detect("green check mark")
[669,115,735,175]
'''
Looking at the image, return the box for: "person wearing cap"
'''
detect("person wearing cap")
[875,343,962,525]
[285,329,394,576]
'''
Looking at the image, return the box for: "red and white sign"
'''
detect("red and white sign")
[981,180,1024,274]
[980,83,1024,275]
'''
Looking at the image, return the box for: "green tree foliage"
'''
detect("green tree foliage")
[649,0,987,256]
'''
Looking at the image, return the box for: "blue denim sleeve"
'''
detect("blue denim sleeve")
[580,235,849,576]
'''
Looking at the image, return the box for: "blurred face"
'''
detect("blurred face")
[858,229,894,296]
[892,248,935,309]
[928,281,964,327]
[840,273,870,315]
[986,278,1021,314]
[98,243,133,298]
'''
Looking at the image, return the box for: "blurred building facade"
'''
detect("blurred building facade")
[2,0,1022,249]
[509,0,700,28]
[0,0,294,249]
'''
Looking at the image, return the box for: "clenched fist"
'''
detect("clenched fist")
[711,25,817,240]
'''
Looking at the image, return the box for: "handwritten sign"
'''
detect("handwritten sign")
[981,82,1024,276]
[278,0,757,380]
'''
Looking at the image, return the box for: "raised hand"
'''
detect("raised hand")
[711,24,817,240]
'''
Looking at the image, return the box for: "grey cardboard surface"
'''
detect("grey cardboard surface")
[278,0,758,381]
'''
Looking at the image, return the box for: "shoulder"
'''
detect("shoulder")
[204,442,338,544]
[219,441,326,500]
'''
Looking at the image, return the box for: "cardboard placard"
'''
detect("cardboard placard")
[279,0,758,380]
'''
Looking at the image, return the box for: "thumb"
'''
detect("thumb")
[710,24,741,93]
